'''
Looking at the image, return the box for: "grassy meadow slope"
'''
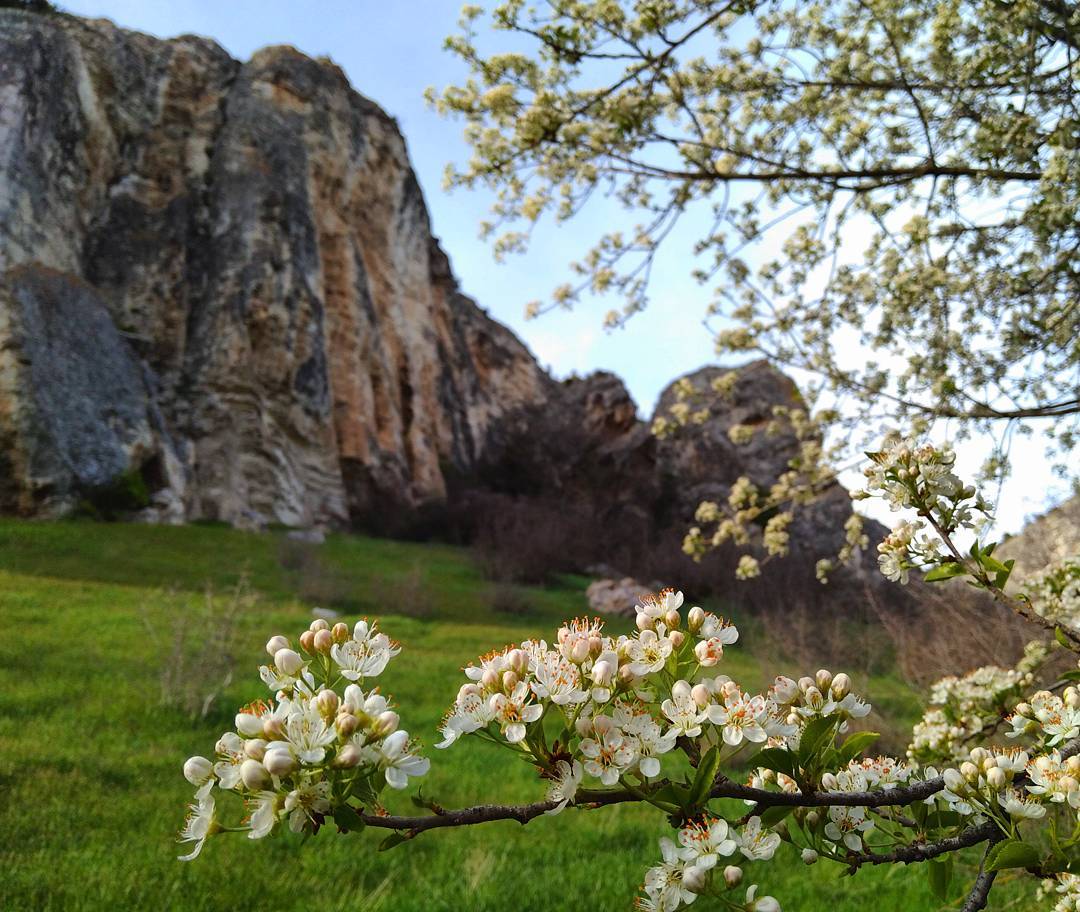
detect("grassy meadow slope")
[0,519,1032,910]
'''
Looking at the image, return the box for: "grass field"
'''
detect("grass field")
[0,519,1034,910]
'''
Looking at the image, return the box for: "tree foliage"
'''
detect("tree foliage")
[430,0,1080,466]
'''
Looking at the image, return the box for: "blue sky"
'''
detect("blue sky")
[57,0,1069,532]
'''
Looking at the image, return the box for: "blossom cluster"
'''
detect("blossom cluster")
[857,436,992,583]
[1025,557,1080,630]
[177,616,428,859]
[637,816,781,911]
[907,654,1041,766]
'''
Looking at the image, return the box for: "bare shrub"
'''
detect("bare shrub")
[485,583,537,617]
[276,537,356,611]
[146,575,255,720]
[370,564,437,619]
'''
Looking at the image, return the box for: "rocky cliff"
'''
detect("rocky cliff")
[0,7,879,587]
[0,10,550,526]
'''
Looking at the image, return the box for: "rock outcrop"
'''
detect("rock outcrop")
[0,10,549,526]
[0,7,881,592]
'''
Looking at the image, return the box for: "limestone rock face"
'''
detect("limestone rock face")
[0,11,549,525]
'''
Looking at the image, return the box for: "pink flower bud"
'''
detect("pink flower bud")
[506,649,527,674]
[691,684,711,708]
[241,758,270,789]
[243,738,267,761]
[682,865,707,892]
[333,744,362,769]
[482,668,500,690]
[299,630,316,653]
[265,635,289,656]
[374,710,400,736]
[588,635,603,656]
[723,865,742,887]
[336,711,359,737]
[316,689,340,718]
[570,639,590,664]
[262,718,285,740]
[635,613,653,631]
[502,670,519,691]
[309,618,330,632]
[313,629,334,654]
[332,622,350,643]
[694,640,718,667]
[668,630,685,648]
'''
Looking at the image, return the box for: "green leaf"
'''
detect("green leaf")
[758,805,793,828]
[837,731,880,765]
[927,856,952,901]
[688,746,721,809]
[747,746,799,779]
[924,562,966,582]
[1056,627,1073,649]
[378,832,410,852]
[332,805,366,833]
[985,840,1040,873]
[799,714,839,764]
[1059,670,1080,682]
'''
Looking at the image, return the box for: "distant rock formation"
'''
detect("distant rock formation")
[0,8,881,590]
[0,10,548,525]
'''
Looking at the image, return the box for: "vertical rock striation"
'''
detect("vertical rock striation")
[0,10,550,525]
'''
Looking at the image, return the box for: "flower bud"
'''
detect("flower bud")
[482,668,500,690]
[691,684,711,708]
[635,613,653,632]
[183,756,213,785]
[241,758,271,789]
[265,635,289,656]
[815,669,833,691]
[821,772,838,791]
[960,761,979,782]
[588,635,603,656]
[722,865,742,887]
[459,682,481,701]
[1014,702,1032,718]
[1062,776,1079,794]
[1067,756,1080,775]
[682,865,707,893]
[332,621,350,643]
[263,747,295,776]
[803,686,824,710]
[313,629,334,654]
[263,717,285,740]
[591,660,614,687]
[830,673,851,699]
[1067,688,1080,709]
[557,626,570,644]
[687,606,705,633]
[664,609,681,629]
[374,710,400,737]
[772,676,799,704]
[694,640,718,667]
[235,712,264,737]
[336,711,359,737]
[985,767,1006,790]
[274,648,304,675]
[316,689,340,718]
[333,743,362,769]
[805,810,820,826]
[506,649,527,674]
[943,768,965,792]
[801,848,819,865]
[502,670,519,691]
[672,680,692,701]
[243,738,267,761]
[299,630,316,653]
[668,630,686,648]
[310,617,330,632]
[570,639,590,664]
[798,676,815,694]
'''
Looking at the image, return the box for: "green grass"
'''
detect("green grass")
[0,519,1029,910]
